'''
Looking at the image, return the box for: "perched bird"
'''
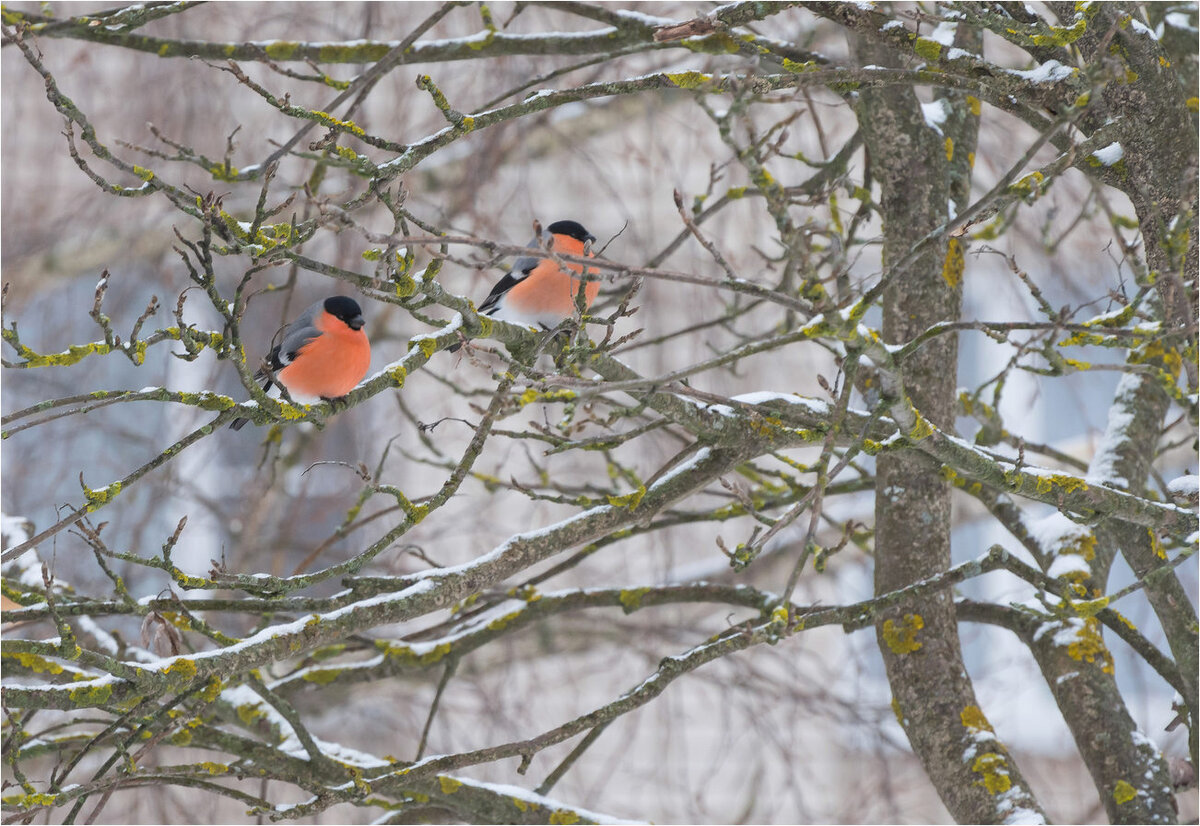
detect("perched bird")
[451,220,598,351]
[230,296,371,430]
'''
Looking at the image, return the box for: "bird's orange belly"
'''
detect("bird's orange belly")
[505,263,599,318]
[278,332,370,399]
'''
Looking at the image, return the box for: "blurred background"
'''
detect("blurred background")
[2,3,1196,822]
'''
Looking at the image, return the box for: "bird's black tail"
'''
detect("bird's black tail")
[230,376,273,430]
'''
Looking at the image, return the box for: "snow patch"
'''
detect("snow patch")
[1008,59,1074,84]
[1,513,32,548]
[1086,372,1142,489]
[1130,728,1159,751]
[650,448,713,492]
[928,21,958,45]
[731,391,830,417]
[1167,475,1199,496]
[1029,512,1091,557]
[445,778,641,824]
[1051,618,1087,647]
[1164,12,1197,33]
[1,540,47,590]
[1128,18,1158,40]
[1032,617,1086,644]
[1046,554,1091,579]
[1090,142,1124,166]
[922,99,950,134]
[606,8,676,27]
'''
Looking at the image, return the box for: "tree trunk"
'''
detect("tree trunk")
[853,30,1045,823]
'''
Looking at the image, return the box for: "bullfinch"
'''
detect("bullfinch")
[451,220,598,351]
[230,295,370,430]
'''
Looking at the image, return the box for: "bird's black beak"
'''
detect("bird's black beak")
[348,316,365,330]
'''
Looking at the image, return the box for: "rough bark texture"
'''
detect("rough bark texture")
[964,601,1177,824]
[1033,644,1176,824]
[1031,605,1177,825]
[853,32,1045,824]
[1053,2,1199,348]
[1089,370,1198,726]
[1021,373,1181,823]
[1055,1,1200,768]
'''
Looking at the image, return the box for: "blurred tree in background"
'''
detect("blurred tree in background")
[1,2,1197,823]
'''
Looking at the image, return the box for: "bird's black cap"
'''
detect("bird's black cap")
[324,296,365,329]
[547,220,596,244]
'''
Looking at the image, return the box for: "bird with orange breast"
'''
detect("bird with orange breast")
[230,295,371,430]
[453,220,598,351]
